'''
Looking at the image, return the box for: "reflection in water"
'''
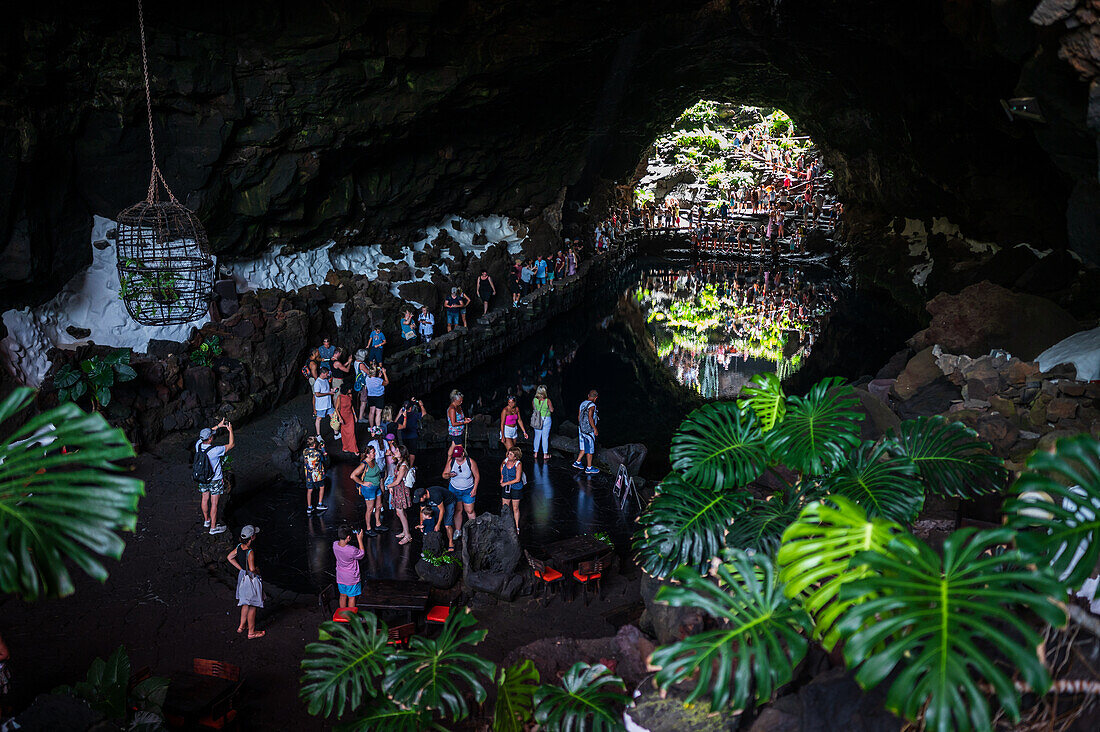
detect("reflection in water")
[634,260,838,398]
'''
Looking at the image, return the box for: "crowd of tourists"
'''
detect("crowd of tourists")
[191,355,606,632]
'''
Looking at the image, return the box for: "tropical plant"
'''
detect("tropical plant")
[54,348,137,410]
[725,487,809,553]
[56,645,169,727]
[634,473,747,577]
[420,548,462,566]
[1004,432,1100,587]
[886,416,1005,498]
[776,497,902,649]
[0,388,145,601]
[299,613,390,719]
[739,372,785,431]
[670,402,767,490]
[651,551,811,711]
[190,336,223,367]
[819,441,923,522]
[765,377,862,474]
[493,659,540,732]
[383,609,495,722]
[838,528,1066,732]
[533,662,629,732]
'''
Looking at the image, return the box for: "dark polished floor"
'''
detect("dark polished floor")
[233,446,639,594]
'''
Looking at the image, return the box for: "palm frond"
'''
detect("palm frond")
[766,378,862,475]
[533,662,629,732]
[670,402,768,490]
[493,660,539,732]
[886,416,1005,498]
[299,614,390,718]
[820,440,924,523]
[740,372,786,431]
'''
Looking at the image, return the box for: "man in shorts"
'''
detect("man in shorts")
[302,435,328,515]
[413,485,458,552]
[313,366,336,436]
[444,287,465,332]
[572,390,600,475]
[194,419,234,534]
[442,445,479,540]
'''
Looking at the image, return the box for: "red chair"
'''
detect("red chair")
[572,557,607,606]
[332,606,359,623]
[425,605,450,624]
[387,623,416,648]
[525,550,565,605]
[193,659,241,730]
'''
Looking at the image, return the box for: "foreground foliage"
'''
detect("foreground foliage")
[533,662,629,732]
[0,387,145,601]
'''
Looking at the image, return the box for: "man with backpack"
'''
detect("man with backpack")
[194,419,234,535]
[572,390,600,475]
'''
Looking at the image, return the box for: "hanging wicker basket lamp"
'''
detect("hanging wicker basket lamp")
[116,0,214,326]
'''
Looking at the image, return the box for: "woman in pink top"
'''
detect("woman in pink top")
[332,524,366,609]
[499,396,528,451]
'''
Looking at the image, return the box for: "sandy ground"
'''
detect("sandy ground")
[1,393,643,729]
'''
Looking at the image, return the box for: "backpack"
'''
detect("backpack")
[192,445,215,484]
[354,370,367,392]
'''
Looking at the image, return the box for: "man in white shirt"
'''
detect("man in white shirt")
[313,366,336,436]
[418,306,435,343]
[194,419,234,534]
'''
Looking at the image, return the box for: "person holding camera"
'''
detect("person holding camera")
[332,524,366,609]
[193,419,234,535]
[397,398,424,463]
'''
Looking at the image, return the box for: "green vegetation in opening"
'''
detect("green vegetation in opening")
[54,348,137,410]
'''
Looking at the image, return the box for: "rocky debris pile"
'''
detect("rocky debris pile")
[460,508,526,602]
[504,624,655,690]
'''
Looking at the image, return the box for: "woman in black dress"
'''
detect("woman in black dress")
[477,269,496,316]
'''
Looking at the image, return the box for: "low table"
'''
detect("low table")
[358,579,432,619]
[542,535,609,570]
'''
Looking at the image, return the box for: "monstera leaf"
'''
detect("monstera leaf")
[1004,433,1100,588]
[776,498,903,650]
[670,402,768,490]
[837,528,1066,732]
[726,483,817,554]
[740,372,786,431]
[299,613,391,718]
[887,416,1004,498]
[383,608,495,722]
[336,701,445,732]
[820,441,924,523]
[493,660,540,732]
[533,662,629,732]
[634,473,748,578]
[0,387,144,601]
[766,377,862,475]
[650,551,811,711]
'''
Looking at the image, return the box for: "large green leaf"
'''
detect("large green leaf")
[336,700,445,732]
[493,659,540,732]
[739,372,786,431]
[54,364,81,389]
[886,416,1005,498]
[533,662,629,732]
[383,608,495,721]
[0,388,144,601]
[299,613,390,718]
[69,644,131,719]
[670,402,768,490]
[634,473,748,578]
[726,485,813,554]
[837,528,1066,732]
[1004,433,1100,588]
[650,551,811,711]
[766,377,862,475]
[776,498,903,650]
[820,441,923,523]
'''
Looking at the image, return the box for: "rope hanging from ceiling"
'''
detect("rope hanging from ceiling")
[115,0,215,326]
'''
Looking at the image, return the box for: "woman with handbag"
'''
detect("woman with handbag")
[228,525,265,639]
[531,385,554,460]
[386,445,414,545]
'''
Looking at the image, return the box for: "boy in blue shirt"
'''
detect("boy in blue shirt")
[368,326,386,363]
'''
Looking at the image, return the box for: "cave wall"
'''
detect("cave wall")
[2,0,1096,311]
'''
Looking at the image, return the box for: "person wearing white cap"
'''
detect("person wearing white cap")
[227,525,264,639]
[193,419,234,535]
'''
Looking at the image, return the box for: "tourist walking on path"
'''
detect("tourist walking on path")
[337,381,358,454]
[447,390,472,449]
[386,445,414,545]
[573,390,600,475]
[477,270,496,316]
[418,306,435,343]
[227,525,265,639]
[508,264,523,308]
[413,486,457,552]
[302,435,328,515]
[397,398,424,463]
[443,445,479,539]
[368,325,386,364]
[499,396,529,451]
[312,366,336,436]
[351,445,385,537]
[531,385,554,460]
[445,287,465,332]
[362,364,389,429]
[193,419,234,535]
[500,447,524,532]
[332,525,365,609]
